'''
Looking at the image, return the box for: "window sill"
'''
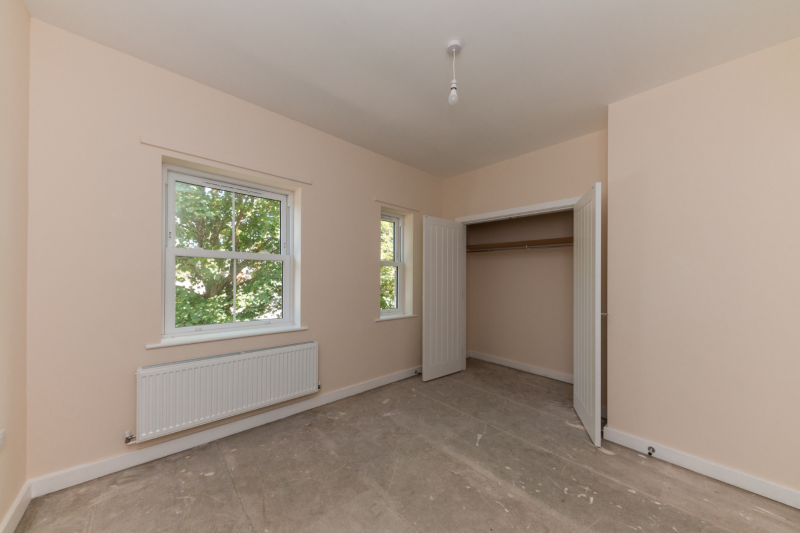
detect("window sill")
[146,325,309,349]
[375,314,418,322]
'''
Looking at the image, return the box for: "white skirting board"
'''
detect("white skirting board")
[1,365,421,532]
[603,426,800,510]
[467,350,574,384]
[0,480,32,533]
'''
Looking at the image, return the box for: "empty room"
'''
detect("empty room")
[2,1,799,532]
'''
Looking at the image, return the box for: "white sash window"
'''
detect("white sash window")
[163,166,293,338]
[380,212,404,316]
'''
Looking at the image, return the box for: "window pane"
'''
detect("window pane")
[235,260,283,320]
[175,182,233,251]
[175,257,234,327]
[380,265,398,309]
[380,220,395,261]
[235,193,282,254]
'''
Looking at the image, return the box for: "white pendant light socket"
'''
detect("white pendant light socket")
[447,40,462,56]
[447,40,461,105]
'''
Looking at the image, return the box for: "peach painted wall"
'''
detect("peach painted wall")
[607,37,800,491]
[0,0,29,523]
[443,131,607,402]
[27,20,442,479]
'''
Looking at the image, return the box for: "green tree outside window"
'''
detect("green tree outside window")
[174,182,283,327]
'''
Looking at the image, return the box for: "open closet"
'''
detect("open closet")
[422,185,601,446]
[466,210,574,384]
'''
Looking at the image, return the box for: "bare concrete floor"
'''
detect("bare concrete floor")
[17,359,800,532]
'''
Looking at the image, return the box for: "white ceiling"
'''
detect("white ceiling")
[25,0,800,178]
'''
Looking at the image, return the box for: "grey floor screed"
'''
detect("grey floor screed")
[16,359,800,532]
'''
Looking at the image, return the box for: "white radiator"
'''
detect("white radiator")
[135,341,318,443]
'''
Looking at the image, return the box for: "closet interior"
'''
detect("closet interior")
[465,210,575,381]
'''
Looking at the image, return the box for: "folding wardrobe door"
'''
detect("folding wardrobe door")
[422,216,466,381]
[573,183,602,446]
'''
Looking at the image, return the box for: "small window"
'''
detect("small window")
[163,166,294,338]
[380,212,404,316]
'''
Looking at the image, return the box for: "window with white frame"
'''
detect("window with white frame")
[380,212,404,316]
[163,166,293,337]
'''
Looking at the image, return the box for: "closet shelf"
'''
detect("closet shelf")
[466,236,573,253]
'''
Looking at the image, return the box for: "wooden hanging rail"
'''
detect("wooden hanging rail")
[467,236,573,253]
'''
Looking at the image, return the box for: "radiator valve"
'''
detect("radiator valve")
[125,431,137,445]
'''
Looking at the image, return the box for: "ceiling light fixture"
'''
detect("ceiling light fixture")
[447,40,461,105]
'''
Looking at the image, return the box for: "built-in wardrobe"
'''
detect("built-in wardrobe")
[465,211,575,383]
[423,184,601,445]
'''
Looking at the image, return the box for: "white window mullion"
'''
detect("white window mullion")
[231,192,236,252]
[169,248,285,262]
[281,202,288,255]
[167,178,176,247]
[232,258,237,323]
[395,224,402,263]
[231,193,237,323]
[165,248,178,331]
[282,255,292,323]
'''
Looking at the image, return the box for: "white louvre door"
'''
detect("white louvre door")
[573,183,602,446]
[423,216,466,381]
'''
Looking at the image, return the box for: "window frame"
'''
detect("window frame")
[380,212,404,317]
[162,165,294,339]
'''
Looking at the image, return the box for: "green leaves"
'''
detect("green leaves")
[175,182,233,251]
[380,266,397,309]
[176,287,233,327]
[235,260,282,321]
[175,257,234,327]
[235,194,281,254]
[380,219,398,309]
[380,220,394,261]
[173,182,284,328]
